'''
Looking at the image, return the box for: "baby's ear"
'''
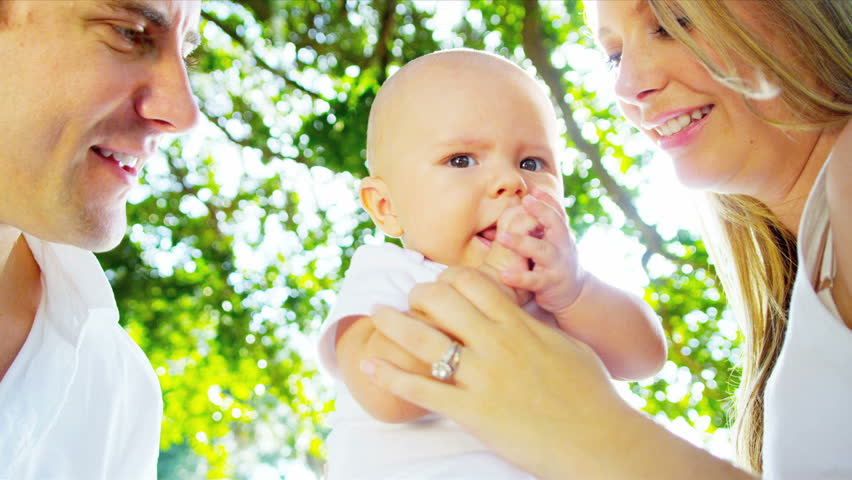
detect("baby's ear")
[360,176,403,237]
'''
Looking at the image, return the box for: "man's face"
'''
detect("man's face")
[0,0,201,251]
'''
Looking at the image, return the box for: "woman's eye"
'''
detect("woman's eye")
[447,155,477,168]
[519,158,544,171]
[651,25,671,38]
[651,16,691,38]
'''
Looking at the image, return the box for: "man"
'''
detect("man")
[0,1,201,477]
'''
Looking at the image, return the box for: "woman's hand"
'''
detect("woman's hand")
[360,266,755,480]
[360,266,630,478]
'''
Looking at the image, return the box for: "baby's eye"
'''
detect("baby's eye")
[519,158,544,171]
[447,154,478,168]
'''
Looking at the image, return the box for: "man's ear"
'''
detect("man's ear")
[360,176,403,237]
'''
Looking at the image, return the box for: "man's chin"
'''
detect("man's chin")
[88,227,127,253]
[72,214,128,252]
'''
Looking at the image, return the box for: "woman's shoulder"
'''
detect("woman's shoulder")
[824,119,851,327]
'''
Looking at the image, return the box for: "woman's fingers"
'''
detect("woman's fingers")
[438,267,549,337]
[367,307,627,480]
[371,306,478,386]
[406,277,499,344]
[360,357,473,417]
[371,306,455,362]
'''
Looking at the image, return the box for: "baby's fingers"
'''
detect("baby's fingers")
[500,266,553,293]
[496,229,558,267]
[528,185,565,211]
[497,205,541,237]
[523,190,569,234]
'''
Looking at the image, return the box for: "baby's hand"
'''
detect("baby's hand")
[496,187,585,316]
[480,207,535,305]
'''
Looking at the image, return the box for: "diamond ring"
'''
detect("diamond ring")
[431,341,462,381]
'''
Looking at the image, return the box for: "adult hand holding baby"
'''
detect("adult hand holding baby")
[363,263,742,480]
[363,266,644,480]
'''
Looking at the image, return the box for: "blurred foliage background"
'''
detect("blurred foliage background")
[97,0,742,478]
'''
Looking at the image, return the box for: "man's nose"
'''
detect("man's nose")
[135,54,201,133]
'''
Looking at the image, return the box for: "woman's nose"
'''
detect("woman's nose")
[613,46,667,105]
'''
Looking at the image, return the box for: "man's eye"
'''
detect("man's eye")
[113,25,152,48]
[519,158,544,171]
[183,54,199,70]
[606,52,622,69]
[447,155,478,168]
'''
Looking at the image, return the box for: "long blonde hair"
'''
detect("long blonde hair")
[648,0,852,473]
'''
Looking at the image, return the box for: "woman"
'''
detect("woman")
[357,0,851,478]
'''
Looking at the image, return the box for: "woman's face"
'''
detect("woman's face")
[591,0,820,199]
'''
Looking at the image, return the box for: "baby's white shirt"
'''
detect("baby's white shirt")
[318,243,538,480]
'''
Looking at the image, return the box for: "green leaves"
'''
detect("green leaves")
[97,1,741,477]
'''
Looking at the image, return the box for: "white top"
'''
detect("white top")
[763,131,852,478]
[0,236,162,480]
[318,244,538,480]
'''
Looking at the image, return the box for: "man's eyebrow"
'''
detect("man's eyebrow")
[105,1,201,52]
[106,1,170,28]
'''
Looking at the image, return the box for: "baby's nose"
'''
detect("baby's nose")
[491,172,527,199]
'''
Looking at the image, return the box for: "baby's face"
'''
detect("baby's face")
[373,58,564,268]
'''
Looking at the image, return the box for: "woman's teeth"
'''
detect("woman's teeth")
[655,106,712,137]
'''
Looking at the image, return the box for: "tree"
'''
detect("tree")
[98,1,742,477]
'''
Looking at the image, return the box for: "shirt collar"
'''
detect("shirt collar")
[23,234,118,342]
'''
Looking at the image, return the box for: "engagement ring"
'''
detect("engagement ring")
[431,341,462,381]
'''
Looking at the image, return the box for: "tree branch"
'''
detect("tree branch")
[202,11,324,101]
[372,0,399,84]
[521,0,685,269]
[199,109,311,168]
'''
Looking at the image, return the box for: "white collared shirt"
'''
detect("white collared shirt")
[0,235,162,480]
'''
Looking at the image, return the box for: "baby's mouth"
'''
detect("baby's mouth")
[477,224,498,246]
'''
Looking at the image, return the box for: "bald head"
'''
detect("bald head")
[366,49,557,177]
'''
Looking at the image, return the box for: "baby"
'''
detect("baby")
[317,49,666,480]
